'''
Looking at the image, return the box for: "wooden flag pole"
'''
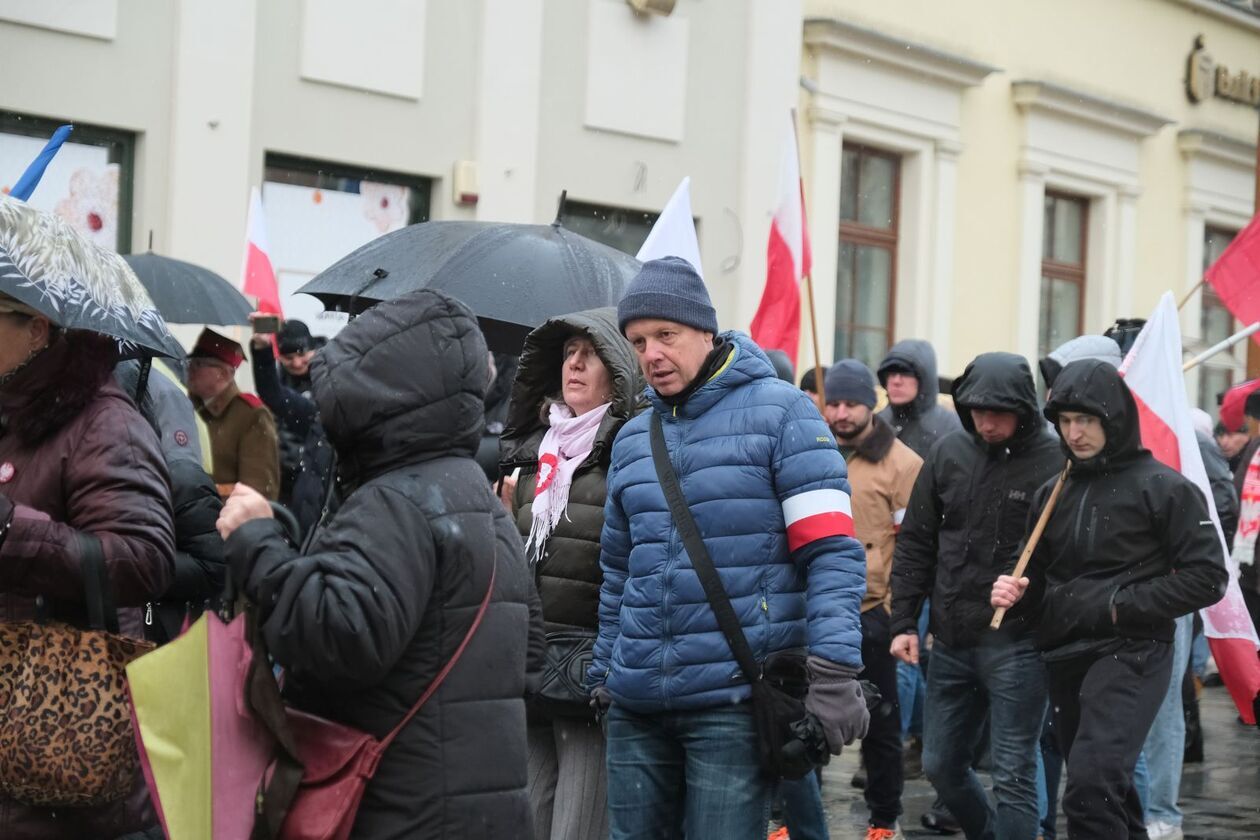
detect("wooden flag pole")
[1177,278,1206,312]
[991,460,1072,630]
[788,108,827,414]
[804,271,827,414]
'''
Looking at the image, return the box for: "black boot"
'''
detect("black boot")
[920,798,961,835]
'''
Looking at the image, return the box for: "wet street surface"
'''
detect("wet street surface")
[818,684,1260,838]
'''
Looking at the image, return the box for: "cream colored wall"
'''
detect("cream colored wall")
[251,0,480,223]
[533,0,788,332]
[804,0,1259,375]
[5,0,1257,383]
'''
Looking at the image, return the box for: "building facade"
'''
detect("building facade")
[2,0,1257,414]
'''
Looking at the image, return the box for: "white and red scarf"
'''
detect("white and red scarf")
[525,401,612,564]
[1233,445,1260,568]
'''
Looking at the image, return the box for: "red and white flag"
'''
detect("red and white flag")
[1206,212,1260,346]
[1120,292,1260,724]
[750,116,811,368]
[242,187,282,315]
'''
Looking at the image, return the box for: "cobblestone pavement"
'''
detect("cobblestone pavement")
[816,683,1260,838]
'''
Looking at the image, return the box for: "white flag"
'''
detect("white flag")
[636,177,703,277]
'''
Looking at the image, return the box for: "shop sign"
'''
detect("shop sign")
[1186,35,1260,107]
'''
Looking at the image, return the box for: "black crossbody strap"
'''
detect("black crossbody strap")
[649,413,762,685]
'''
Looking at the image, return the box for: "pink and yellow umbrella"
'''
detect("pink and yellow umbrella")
[126,611,275,839]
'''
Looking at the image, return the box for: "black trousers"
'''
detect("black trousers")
[860,608,904,827]
[1046,639,1172,840]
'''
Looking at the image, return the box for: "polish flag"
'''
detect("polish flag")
[637,177,704,277]
[1120,292,1260,724]
[750,116,811,368]
[1206,212,1260,346]
[242,187,282,315]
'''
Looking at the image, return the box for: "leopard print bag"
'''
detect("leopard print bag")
[0,534,155,807]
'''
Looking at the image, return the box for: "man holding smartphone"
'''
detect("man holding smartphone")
[248,313,333,536]
[187,327,280,500]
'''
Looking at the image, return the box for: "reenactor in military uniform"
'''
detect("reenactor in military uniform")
[186,328,280,500]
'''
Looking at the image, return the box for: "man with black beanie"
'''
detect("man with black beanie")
[590,257,869,840]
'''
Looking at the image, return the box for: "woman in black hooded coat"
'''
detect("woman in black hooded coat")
[498,307,640,840]
[219,289,544,840]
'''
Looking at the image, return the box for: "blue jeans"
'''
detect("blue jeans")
[1039,710,1063,840]
[1140,613,1193,827]
[1133,752,1149,815]
[605,703,770,840]
[781,773,829,840]
[897,600,930,737]
[922,639,1046,840]
[1190,627,1209,678]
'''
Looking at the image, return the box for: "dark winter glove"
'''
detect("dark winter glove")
[804,655,870,753]
[590,685,612,734]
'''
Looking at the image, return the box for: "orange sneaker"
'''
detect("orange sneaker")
[865,826,905,840]
[767,827,790,840]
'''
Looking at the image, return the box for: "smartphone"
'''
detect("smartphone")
[252,315,281,333]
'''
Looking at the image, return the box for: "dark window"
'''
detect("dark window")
[0,111,136,252]
[1198,226,1240,415]
[835,144,898,368]
[264,153,430,225]
[1039,192,1088,358]
[559,200,661,257]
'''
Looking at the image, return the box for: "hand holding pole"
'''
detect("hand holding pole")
[991,459,1071,630]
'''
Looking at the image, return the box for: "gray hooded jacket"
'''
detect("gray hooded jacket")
[876,339,962,459]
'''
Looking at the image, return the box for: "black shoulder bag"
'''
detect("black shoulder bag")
[649,413,824,780]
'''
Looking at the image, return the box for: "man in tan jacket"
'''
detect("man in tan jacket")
[825,359,923,839]
[187,328,280,501]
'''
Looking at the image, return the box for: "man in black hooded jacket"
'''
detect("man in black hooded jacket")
[992,359,1226,840]
[876,339,962,459]
[890,352,1062,840]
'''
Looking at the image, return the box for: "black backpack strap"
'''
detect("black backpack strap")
[77,532,120,635]
[649,413,762,685]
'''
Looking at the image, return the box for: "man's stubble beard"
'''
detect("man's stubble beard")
[831,415,871,442]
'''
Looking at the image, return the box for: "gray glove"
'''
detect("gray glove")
[803,655,869,753]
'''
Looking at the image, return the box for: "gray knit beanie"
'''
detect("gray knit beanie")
[824,359,877,408]
[617,256,718,336]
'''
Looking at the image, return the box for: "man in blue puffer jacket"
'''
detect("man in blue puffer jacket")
[589,257,870,840]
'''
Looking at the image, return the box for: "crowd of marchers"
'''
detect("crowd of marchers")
[0,255,1242,840]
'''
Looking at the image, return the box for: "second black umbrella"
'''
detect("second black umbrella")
[124,252,254,326]
[297,220,640,353]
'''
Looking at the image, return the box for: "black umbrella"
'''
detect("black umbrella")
[0,195,185,359]
[297,219,640,353]
[123,252,253,326]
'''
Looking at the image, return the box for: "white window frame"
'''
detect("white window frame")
[1011,81,1170,365]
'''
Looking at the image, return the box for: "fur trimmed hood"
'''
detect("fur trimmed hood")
[0,331,120,447]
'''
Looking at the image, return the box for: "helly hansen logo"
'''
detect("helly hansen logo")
[1007,489,1028,502]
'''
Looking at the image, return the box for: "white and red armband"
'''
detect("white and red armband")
[782,488,855,552]
[892,507,906,534]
